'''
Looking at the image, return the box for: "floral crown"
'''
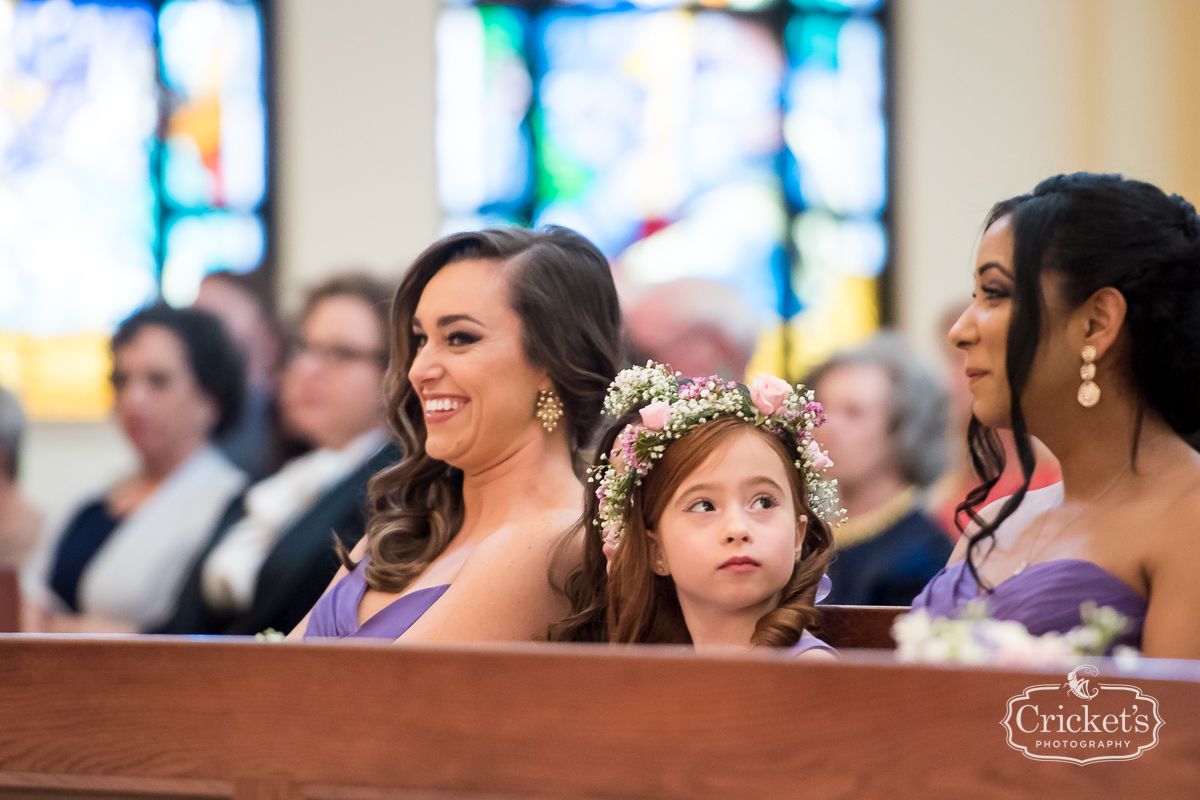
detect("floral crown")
[590,362,842,549]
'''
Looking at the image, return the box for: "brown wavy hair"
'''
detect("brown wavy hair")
[347,226,622,593]
[551,414,832,646]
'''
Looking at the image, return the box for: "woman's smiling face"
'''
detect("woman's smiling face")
[408,258,550,471]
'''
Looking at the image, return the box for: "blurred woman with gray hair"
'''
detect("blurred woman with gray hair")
[808,334,953,606]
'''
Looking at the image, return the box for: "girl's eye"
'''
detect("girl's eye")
[411,332,427,349]
[686,499,716,513]
[447,331,480,347]
[981,283,1011,300]
[751,495,777,510]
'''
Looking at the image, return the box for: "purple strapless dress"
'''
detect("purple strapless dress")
[788,573,836,657]
[789,631,836,657]
[304,559,449,640]
[910,558,1147,651]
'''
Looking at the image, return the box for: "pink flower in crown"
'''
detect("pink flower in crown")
[805,440,834,470]
[639,400,672,430]
[750,374,791,416]
[611,423,647,475]
[805,400,827,425]
[602,524,621,548]
[676,375,725,401]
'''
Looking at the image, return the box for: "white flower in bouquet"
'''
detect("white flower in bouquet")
[891,601,1136,667]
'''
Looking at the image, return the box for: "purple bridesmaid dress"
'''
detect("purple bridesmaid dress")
[304,559,449,640]
[910,558,1147,652]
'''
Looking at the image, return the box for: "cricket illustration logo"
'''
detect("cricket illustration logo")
[1065,664,1100,700]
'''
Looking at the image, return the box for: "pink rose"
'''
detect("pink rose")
[639,400,672,430]
[749,374,791,416]
[806,440,834,470]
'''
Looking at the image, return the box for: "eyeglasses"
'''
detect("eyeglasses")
[290,339,386,369]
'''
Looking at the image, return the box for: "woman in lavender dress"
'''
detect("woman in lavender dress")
[912,173,1200,659]
[290,227,622,642]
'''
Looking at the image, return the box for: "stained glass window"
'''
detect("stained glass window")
[437,0,887,381]
[0,0,267,420]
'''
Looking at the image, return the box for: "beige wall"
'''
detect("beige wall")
[272,0,440,311]
[23,0,1200,517]
[893,0,1200,363]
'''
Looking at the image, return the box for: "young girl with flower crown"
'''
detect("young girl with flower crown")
[550,365,840,658]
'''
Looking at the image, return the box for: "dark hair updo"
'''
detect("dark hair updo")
[358,226,624,593]
[112,304,247,438]
[960,172,1200,588]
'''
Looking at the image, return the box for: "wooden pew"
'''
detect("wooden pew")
[1,636,1197,799]
[0,568,17,633]
[819,605,906,649]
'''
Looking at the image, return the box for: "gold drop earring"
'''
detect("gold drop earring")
[535,388,564,432]
[1078,344,1100,408]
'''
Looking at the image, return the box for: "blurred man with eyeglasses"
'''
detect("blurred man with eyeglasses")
[159,273,400,636]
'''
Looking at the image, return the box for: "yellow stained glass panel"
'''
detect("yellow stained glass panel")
[0,333,113,422]
[746,275,878,383]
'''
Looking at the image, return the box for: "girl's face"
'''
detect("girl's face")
[949,214,1085,431]
[409,258,551,472]
[650,429,805,622]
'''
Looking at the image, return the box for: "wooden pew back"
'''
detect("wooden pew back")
[819,604,905,649]
[0,568,17,633]
[1,636,1197,800]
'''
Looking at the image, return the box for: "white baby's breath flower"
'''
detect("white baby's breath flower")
[891,602,1137,667]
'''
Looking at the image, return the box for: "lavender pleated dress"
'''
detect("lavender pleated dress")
[304,559,449,640]
[910,558,1147,652]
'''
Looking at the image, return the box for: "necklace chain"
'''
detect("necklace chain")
[1012,464,1131,576]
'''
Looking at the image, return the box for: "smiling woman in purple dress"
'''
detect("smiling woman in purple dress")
[911,173,1200,659]
[290,227,622,643]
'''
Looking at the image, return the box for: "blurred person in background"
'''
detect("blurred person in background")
[21,306,247,632]
[809,335,953,606]
[625,278,760,381]
[0,388,41,571]
[927,301,1061,541]
[156,274,398,635]
[192,270,286,480]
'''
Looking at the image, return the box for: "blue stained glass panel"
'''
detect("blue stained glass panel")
[158,0,266,306]
[791,0,881,10]
[556,0,778,9]
[784,13,885,216]
[435,1,889,380]
[436,4,533,233]
[0,0,159,338]
[534,9,789,319]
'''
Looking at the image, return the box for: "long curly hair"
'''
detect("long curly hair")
[551,414,832,646]
[348,226,623,593]
[958,173,1200,591]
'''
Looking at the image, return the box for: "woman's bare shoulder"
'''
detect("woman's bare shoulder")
[397,507,582,643]
[473,506,583,562]
[1150,469,1200,547]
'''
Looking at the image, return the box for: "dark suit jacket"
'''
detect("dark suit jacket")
[823,509,953,607]
[154,444,401,636]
